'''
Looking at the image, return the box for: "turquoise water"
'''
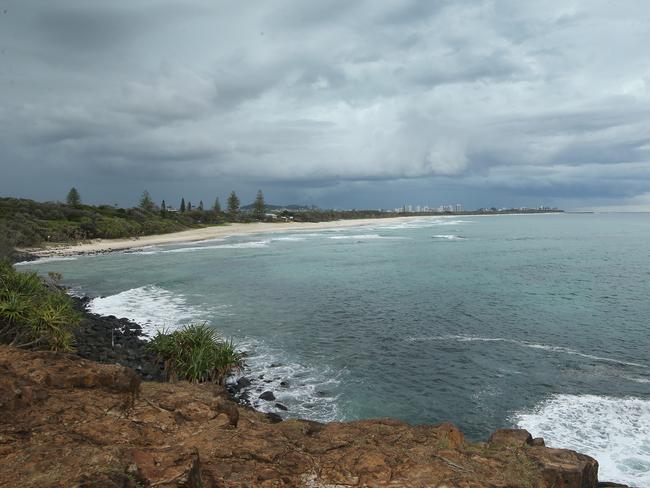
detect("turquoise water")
[19,213,650,485]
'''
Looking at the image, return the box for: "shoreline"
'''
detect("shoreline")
[18,212,563,259]
[17,215,427,258]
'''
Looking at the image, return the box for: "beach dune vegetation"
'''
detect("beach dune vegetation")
[147,323,244,385]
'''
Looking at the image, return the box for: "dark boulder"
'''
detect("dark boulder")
[259,391,275,401]
[236,376,252,389]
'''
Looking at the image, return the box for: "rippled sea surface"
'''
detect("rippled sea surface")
[20,213,650,486]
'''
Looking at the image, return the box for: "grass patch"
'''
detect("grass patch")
[502,453,541,488]
[147,323,244,385]
[0,261,80,350]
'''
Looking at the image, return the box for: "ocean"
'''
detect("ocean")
[18,213,650,486]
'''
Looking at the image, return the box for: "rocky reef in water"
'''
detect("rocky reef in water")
[0,346,627,487]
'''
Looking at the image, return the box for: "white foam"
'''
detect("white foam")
[87,285,229,336]
[377,218,473,230]
[132,239,271,255]
[406,335,647,368]
[514,395,650,486]
[328,234,408,240]
[623,376,650,384]
[432,235,465,240]
[14,256,78,265]
[288,232,334,238]
[232,337,344,422]
[270,236,307,242]
[433,219,473,226]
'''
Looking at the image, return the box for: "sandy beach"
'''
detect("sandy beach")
[21,216,424,258]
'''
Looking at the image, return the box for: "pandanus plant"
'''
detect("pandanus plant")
[147,323,244,385]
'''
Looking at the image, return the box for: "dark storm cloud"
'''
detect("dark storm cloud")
[35,6,139,50]
[1,0,650,210]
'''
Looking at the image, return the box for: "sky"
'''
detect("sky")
[1,1,649,211]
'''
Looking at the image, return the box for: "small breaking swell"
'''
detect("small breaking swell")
[14,256,78,265]
[406,334,647,369]
[328,234,409,240]
[86,285,229,337]
[130,235,313,255]
[377,218,474,230]
[131,239,271,255]
[513,395,650,486]
[432,235,465,240]
[231,338,345,422]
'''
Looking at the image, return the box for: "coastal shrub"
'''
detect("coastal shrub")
[147,323,244,385]
[0,262,80,350]
[0,197,203,248]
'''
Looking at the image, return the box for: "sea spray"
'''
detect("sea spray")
[514,394,650,486]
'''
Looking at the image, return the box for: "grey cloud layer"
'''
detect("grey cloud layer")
[1,0,649,208]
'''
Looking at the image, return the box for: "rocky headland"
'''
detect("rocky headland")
[0,344,628,487]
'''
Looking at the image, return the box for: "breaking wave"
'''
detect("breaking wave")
[328,234,408,240]
[514,395,650,486]
[232,337,344,422]
[15,256,78,265]
[87,285,228,336]
[432,235,465,240]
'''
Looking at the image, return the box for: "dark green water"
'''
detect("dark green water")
[19,213,650,485]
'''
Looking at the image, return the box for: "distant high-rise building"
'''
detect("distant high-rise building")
[455,204,462,212]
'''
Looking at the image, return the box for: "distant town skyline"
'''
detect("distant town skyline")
[1,1,649,212]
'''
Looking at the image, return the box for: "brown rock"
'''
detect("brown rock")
[175,401,213,421]
[528,446,599,488]
[434,421,466,448]
[488,428,534,447]
[130,447,202,487]
[0,365,48,412]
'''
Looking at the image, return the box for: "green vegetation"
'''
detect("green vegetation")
[147,323,244,385]
[139,190,155,212]
[227,191,240,220]
[253,190,265,220]
[279,208,392,222]
[66,187,81,207]
[0,262,81,351]
[0,195,225,257]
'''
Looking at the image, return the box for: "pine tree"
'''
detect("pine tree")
[139,190,155,212]
[198,200,204,211]
[213,197,221,214]
[227,191,240,220]
[66,187,81,207]
[180,198,186,213]
[161,200,167,216]
[253,190,265,220]
[187,201,192,211]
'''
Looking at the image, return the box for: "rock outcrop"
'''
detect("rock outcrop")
[0,346,618,487]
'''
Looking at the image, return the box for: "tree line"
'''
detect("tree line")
[67,187,268,223]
